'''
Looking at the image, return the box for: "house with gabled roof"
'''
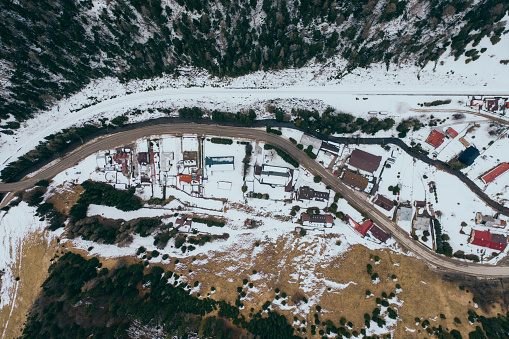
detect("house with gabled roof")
[373,194,394,211]
[370,225,390,243]
[481,163,509,184]
[347,215,374,237]
[301,213,334,227]
[425,130,446,148]
[342,171,369,191]
[348,149,382,173]
[469,229,507,251]
[446,127,458,138]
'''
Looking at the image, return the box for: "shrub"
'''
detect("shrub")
[210,137,233,145]
[313,175,322,183]
[266,126,282,135]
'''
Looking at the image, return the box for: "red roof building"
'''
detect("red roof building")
[470,99,484,107]
[425,130,446,148]
[356,220,374,236]
[482,163,509,184]
[446,127,458,138]
[113,152,130,173]
[347,215,373,236]
[470,230,507,251]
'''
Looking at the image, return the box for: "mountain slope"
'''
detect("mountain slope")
[0,0,507,123]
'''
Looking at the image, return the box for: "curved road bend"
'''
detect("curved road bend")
[0,124,509,277]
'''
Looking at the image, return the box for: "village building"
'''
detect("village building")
[297,186,330,201]
[258,164,293,187]
[414,216,430,231]
[342,171,369,191]
[469,229,507,251]
[348,149,382,173]
[175,217,192,229]
[301,213,334,227]
[485,98,499,111]
[356,220,374,237]
[370,225,390,243]
[446,127,459,138]
[470,98,484,107]
[458,146,480,166]
[96,153,107,168]
[425,130,446,148]
[320,141,340,154]
[414,200,426,208]
[347,215,374,236]
[183,151,198,167]
[138,152,149,165]
[205,156,235,172]
[396,206,413,222]
[140,176,151,185]
[475,213,507,228]
[459,137,470,148]
[373,194,394,211]
[481,163,509,184]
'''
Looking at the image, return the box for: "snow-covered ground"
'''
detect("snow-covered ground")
[0,24,508,335]
[1,30,508,177]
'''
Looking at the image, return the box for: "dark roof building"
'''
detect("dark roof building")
[348,149,382,173]
[458,146,480,166]
[301,213,334,226]
[176,217,192,228]
[321,141,340,154]
[486,99,499,111]
[298,186,330,201]
[138,152,149,165]
[370,225,390,243]
[342,171,369,191]
[183,151,197,162]
[414,200,426,208]
[373,195,394,211]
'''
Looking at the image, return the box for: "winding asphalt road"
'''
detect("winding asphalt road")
[1,123,509,277]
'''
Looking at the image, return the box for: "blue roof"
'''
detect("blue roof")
[205,156,234,166]
[458,146,479,166]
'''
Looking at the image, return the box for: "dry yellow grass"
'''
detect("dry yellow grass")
[0,231,59,338]
[2,226,504,338]
[143,231,502,337]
